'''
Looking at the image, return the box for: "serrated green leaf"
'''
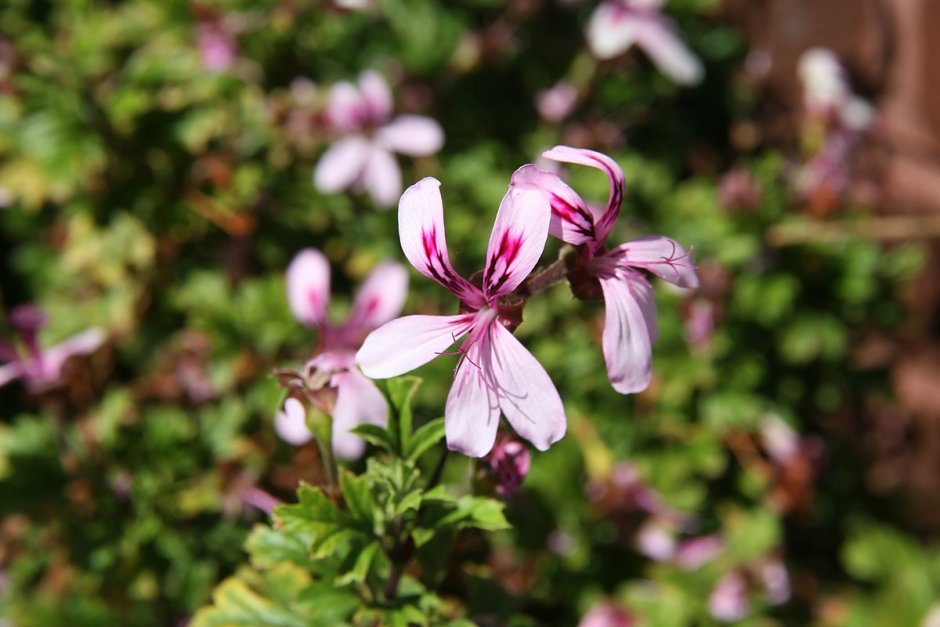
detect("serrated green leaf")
[350,423,395,452]
[337,541,380,586]
[245,524,312,570]
[383,376,422,454]
[339,469,374,524]
[437,497,510,531]
[405,418,445,462]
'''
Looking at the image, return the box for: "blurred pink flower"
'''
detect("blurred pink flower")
[512,146,699,394]
[278,249,408,459]
[536,82,578,123]
[684,297,714,350]
[718,168,761,211]
[197,22,237,73]
[636,520,677,561]
[586,0,703,85]
[357,178,566,457]
[0,304,105,392]
[578,601,635,627]
[674,534,723,570]
[314,71,444,208]
[758,557,791,606]
[486,435,532,495]
[709,572,750,622]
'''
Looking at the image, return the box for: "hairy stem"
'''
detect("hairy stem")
[516,257,570,299]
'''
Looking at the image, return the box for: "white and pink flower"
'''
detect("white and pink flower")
[512,146,699,394]
[357,178,566,457]
[277,249,408,459]
[586,0,703,86]
[314,71,444,208]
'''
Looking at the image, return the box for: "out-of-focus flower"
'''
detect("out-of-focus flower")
[757,556,791,606]
[277,249,408,459]
[512,146,699,394]
[334,0,374,9]
[675,534,723,570]
[0,304,105,392]
[709,571,750,622]
[798,48,874,131]
[586,0,703,86]
[578,600,636,627]
[314,71,444,208]
[358,178,566,457]
[486,435,532,495]
[683,297,714,350]
[636,520,677,561]
[536,82,579,123]
[718,168,762,211]
[197,21,237,73]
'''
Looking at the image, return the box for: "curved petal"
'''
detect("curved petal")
[445,337,500,457]
[510,164,596,246]
[376,115,444,156]
[487,323,566,451]
[0,362,23,388]
[42,327,107,382]
[541,146,625,243]
[635,17,704,86]
[331,369,388,460]
[363,146,402,208]
[314,136,371,193]
[482,187,551,298]
[586,2,639,60]
[358,70,393,124]
[397,178,482,306]
[346,261,409,335]
[325,81,366,131]
[286,249,331,327]
[598,271,656,394]
[275,397,313,446]
[609,235,699,288]
[356,313,474,379]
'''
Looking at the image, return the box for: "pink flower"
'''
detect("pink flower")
[798,48,874,131]
[674,534,723,570]
[357,178,566,457]
[486,435,532,495]
[586,0,703,86]
[709,572,750,622]
[578,601,635,627]
[314,71,445,208]
[512,146,699,394]
[278,249,408,459]
[536,82,579,123]
[197,22,237,73]
[0,304,105,392]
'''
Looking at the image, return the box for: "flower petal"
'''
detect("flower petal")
[586,2,639,60]
[325,81,366,131]
[541,146,625,243]
[358,70,393,124]
[275,397,313,446]
[598,271,656,394]
[331,369,388,460]
[397,178,483,306]
[357,313,474,379]
[42,327,107,381]
[363,146,402,208]
[376,115,444,156]
[0,362,23,388]
[486,322,566,451]
[346,261,409,335]
[609,235,699,288]
[635,17,704,86]
[482,187,551,298]
[445,337,500,457]
[510,164,597,246]
[314,135,371,193]
[286,249,331,327]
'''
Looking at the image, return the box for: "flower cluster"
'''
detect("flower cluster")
[354,145,698,457]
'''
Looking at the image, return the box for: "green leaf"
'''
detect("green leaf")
[245,524,313,570]
[337,541,380,586]
[405,418,445,463]
[437,497,511,531]
[189,575,306,627]
[339,469,374,524]
[350,423,395,452]
[383,376,422,454]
